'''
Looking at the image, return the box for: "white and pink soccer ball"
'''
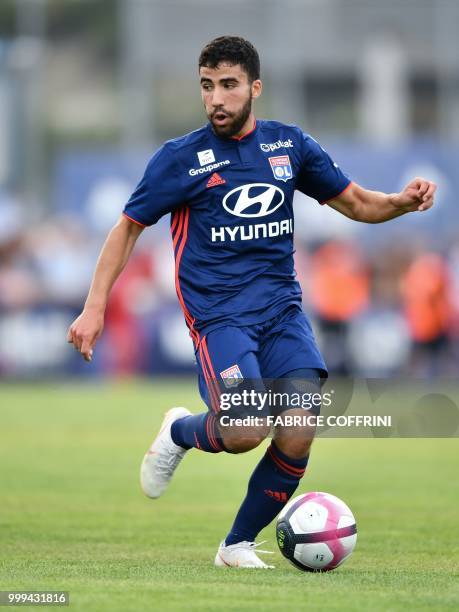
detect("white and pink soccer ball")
[276,492,357,571]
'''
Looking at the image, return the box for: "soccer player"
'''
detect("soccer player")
[67,36,436,568]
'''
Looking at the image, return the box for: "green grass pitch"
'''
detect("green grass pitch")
[1,380,458,611]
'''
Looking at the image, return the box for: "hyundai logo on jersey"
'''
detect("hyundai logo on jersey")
[222,183,285,218]
[269,156,293,182]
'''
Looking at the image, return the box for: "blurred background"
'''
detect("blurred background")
[1,0,459,381]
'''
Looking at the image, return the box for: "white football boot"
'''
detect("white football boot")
[215,541,275,569]
[140,407,191,498]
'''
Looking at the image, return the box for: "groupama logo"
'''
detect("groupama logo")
[222,183,285,218]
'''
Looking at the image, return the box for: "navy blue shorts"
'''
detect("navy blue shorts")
[195,306,327,416]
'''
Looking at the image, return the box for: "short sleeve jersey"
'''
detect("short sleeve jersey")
[123,119,351,344]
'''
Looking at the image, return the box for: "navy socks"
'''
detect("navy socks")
[225,441,309,545]
[171,414,309,544]
[171,412,225,453]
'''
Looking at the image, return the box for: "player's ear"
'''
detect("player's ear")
[251,79,262,100]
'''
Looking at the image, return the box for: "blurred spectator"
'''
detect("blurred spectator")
[401,252,452,376]
[101,248,155,376]
[346,244,413,377]
[307,240,369,374]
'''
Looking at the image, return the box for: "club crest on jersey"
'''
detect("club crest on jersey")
[269,155,293,182]
[220,364,243,388]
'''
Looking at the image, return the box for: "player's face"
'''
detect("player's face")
[200,63,262,138]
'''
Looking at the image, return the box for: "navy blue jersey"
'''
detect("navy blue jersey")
[123,119,351,345]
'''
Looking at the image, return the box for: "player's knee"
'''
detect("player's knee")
[218,419,270,453]
[274,413,315,460]
[223,435,265,453]
[220,425,269,454]
[277,436,313,461]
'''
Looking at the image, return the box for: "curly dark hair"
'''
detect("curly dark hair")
[199,36,260,82]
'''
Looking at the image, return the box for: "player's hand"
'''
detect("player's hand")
[66,308,105,362]
[393,177,437,213]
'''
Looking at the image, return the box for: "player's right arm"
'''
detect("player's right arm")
[67,214,144,362]
[68,141,185,362]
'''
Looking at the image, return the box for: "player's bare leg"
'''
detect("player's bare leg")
[273,408,316,460]
[218,420,270,454]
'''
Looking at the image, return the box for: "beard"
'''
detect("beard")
[209,95,252,139]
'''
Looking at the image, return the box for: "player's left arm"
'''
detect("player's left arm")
[326,177,437,223]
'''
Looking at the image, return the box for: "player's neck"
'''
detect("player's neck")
[231,114,257,141]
